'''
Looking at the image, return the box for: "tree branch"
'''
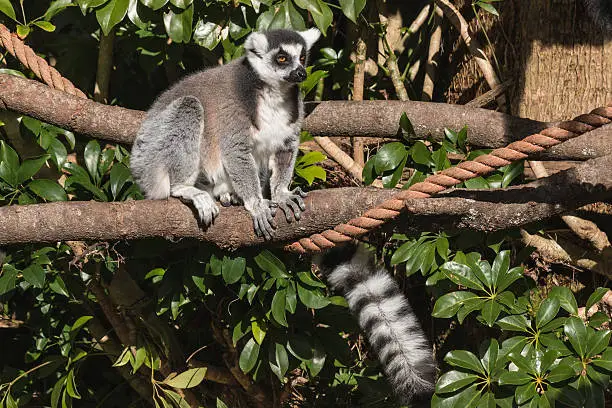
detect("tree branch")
[0,155,609,248]
[1,74,609,161]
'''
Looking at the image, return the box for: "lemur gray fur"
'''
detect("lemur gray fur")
[131,29,436,405]
[131,28,321,240]
[584,0,612,30]
[317,244,437,405]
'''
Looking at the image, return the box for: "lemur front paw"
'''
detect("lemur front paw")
[193,193,220,226]
[248,199,278,240]
[274,187,307,222]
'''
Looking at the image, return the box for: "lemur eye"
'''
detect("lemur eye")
[299,56,306,64]
[276,55,287,64]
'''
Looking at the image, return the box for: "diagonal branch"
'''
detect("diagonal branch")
[0,156,610,249]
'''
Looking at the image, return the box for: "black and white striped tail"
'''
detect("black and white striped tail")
[317,244,436,405]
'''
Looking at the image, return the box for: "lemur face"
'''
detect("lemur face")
[245,28,321,85]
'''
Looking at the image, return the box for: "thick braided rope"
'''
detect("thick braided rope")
[287,105,612,253]
[0,23,86,99]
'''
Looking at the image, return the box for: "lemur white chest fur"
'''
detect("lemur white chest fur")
[251,85,301,168]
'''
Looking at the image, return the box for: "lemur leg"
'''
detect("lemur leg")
[269,148,307,222]
[161,96,219,226]
[223,147,277,240]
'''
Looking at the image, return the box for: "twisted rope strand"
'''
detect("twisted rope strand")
[287,105,612,254]
[0,23,86,99]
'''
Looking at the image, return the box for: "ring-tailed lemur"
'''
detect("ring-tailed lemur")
[130,29,436,404]
[131,28,321,240]
[584,0,612,30]
[317,243,436,405]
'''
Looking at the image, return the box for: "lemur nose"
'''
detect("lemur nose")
[288,66,307,82]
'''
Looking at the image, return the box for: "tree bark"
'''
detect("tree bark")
[0,155,609,248]
[1,74,610,161]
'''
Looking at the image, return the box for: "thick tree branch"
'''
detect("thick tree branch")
[0,156,610,248]
[1,74,609,161]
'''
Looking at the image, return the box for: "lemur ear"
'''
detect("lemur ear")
[245,32,268,55]
[299,27,321,50]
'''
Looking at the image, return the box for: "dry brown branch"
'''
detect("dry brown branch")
[422,6,443,101]
[352,37,367,167]
[1,74,610,160]
[465,81,513,108]
[211,323,269,408]
[93,30,115,104]
[1,155,610,248]
[529,161,611,252]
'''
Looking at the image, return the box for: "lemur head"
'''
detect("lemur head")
[245,28,321,86]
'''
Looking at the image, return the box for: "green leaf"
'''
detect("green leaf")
[17,155,50,184]
[491,250,509,283]
[222,256,246,284]
[564,317,588,358]
[16,24,30,39]
[547,364,577,383]
[193,20,223,50]
[586,329,611,358]
[536,297,560,329]
[49,276,69,297]
[338,0,366,24]
[515,382,537,405]
[294,0,332,33]
[112,347,131,367]
[132,347,147,373]
[216,398,228,408]
[268,0,305,30]
[297,283,330,309]
[286,283,297,313]
[586,287,609,311]
[441,261,486,291]
[508,352,535,373]
[0,265,19,295]
[0,140,19,180]
[22,264,46,288]
[169,0,192,8]
[0,0,16,20]
[477,2,499,16]
[70,316,93,333]
[501,160,523,187]
[480,299,501,327]
[268,342,289,380]
[251,319,267,344]
[305,340,326,376]
[51,376,66,408]
[96,0,129,36]
[83,140,101,182]
[66,369,81,399]
[271,289,288,326]
[297,271,326,288]
[496,315,530,332]
[254,250,289,278]
[435,370,479,393]
[76,0,108,14]
[109,162,130,199]
[44,0,74,19]
[444,350,484,374]
[239,338,260,373]
[410,141,433,166]
[287,335,313,361]
[28,179,68,202]
[163,368,207,389]
[592,349,612,372]
[481,339,499,375]
[140,0,167,9]
[374,142,407,173]
[432,291,478,318]
[163,4,193,43]
[496,266,523,293]
[33,21,56,32]
[549,286,578,315]
[497,370,531,385]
